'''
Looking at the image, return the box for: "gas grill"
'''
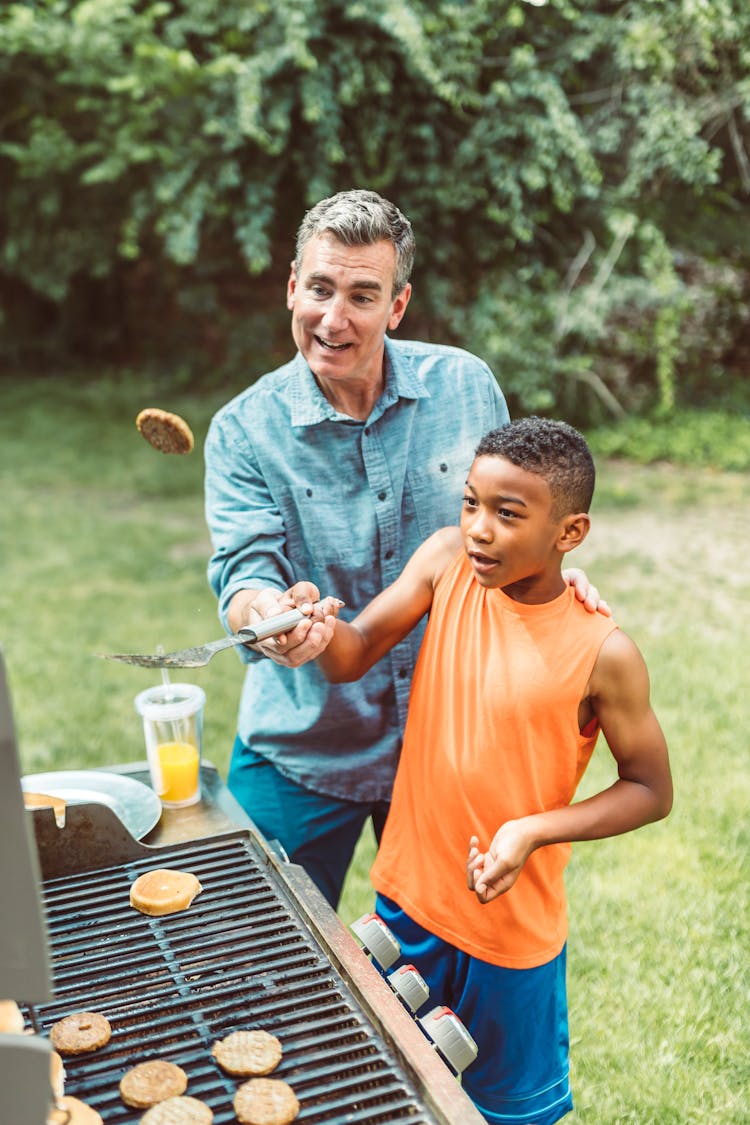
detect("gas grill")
[0,652,485,1125]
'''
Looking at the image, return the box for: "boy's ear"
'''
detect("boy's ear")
[557,512,590,554]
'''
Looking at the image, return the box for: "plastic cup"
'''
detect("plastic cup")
[134,683,205,808]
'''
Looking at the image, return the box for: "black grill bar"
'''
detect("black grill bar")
[29,832,452,1123]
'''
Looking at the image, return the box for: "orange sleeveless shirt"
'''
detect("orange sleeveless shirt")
[371,550,619,968]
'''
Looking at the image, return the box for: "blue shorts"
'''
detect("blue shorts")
[228,738,389,909]
[376,894,573,1125]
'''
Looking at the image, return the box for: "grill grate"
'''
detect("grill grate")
[29,833,444,1123]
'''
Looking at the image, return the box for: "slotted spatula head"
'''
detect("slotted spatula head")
[101,608,306,669]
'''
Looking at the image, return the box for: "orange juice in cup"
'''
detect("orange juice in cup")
[135,683,205,807]
[156,741,200,804]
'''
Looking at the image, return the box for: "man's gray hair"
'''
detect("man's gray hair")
[295,189,416,297]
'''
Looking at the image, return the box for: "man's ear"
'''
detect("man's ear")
[388,282,412,330]
[558,512,590,554]
[286,260,297,310]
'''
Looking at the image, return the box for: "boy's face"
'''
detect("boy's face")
[460,454,576,601]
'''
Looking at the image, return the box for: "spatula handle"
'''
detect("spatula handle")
[237,608,306,645]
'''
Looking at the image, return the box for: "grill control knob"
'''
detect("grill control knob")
[418,1005,479,1074]
[387,964,430,1013]
[350,913,401,969]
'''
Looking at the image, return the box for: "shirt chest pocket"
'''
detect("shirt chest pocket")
[405,446,476,538]
[279,485,378,571]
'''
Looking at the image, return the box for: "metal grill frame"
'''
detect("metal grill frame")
[28,803,484,1125]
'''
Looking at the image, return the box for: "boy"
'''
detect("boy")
[286,417,673,1124]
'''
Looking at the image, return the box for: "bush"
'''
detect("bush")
[587,407,750,472]
[2,0,749,418]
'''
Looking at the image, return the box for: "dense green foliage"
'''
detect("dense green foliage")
[2,1,749,422]
[588,407,750,471]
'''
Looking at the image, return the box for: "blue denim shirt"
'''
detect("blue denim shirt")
[205,337,508,802]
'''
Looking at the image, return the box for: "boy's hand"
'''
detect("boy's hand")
[466,835,486,893]
[563,567,611,616]
[466,822,535,905]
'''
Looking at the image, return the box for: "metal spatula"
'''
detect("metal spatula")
[101,608,306,668]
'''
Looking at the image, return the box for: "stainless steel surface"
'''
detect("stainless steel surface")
[0,649,54,1125]
[121,761,261,847]
[102,608,305,668]
[21,769,162,840]
[0,651,52,1000]
[0,1036,54,1125]
[25,802,485,1124]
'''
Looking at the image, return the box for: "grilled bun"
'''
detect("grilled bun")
[24,791,67,828]
[0,999,24,1034]
[47,1095,103,1125]
[50,1050,66,1100]
[119,1059,188,1108]
[129,869,203,916]
[212,1030,282,1076]
[233,1078,299,1125]
[49,1011,111,1055]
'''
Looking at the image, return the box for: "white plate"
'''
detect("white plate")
[21,770,162,840]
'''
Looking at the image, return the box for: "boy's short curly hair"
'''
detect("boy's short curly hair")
[476,417,595,517]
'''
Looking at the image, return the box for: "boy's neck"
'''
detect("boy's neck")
[498,570,567,605]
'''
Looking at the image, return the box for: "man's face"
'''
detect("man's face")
[287,234,411,389]
[460,455,571,601]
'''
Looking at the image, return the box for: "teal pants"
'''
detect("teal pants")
[229,737,389,908]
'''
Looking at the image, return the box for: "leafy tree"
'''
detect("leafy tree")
[1,0,748,419]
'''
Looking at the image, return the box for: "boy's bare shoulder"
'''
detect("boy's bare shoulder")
[399,527,462,599]
[597,627,639,665]
[590,627,650,695]
[420,526,463,579]
[428,525,463,552]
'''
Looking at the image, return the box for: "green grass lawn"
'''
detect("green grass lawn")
[1,374,748,1122]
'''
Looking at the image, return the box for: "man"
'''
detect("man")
[204,189,601,908]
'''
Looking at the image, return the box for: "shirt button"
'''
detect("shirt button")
[378,490,387,501]
[439,463,448,472]
[398,669,408,679]
[306,488,313,497]
[385,550,393,560]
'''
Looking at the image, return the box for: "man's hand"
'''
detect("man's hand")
[563,567,611,616]
[245,583,342,668]
[466,822,535,905]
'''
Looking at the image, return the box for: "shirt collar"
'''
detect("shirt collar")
[289,338,430,428]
